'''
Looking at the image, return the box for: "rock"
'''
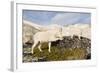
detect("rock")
[52,36,91,58]
[23,53,33,62]
[23,48,32,54]
[32,56,47,62]
[86,53,91,59]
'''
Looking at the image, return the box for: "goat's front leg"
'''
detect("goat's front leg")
[48,42,51,53]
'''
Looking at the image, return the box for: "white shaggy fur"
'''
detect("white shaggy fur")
[31,28,63,54]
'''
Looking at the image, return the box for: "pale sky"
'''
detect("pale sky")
[23,10,91,25]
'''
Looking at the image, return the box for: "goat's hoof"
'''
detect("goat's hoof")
[31,52,34,54]
[40,50,43,52]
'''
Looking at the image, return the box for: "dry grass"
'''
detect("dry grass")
[31,43,87,61]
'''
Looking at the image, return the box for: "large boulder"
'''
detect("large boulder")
[52,36,91,56]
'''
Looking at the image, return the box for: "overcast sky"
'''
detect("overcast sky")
[23,10,91,25]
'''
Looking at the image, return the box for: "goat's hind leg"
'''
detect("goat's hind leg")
[31,41,38,54]
[38,43,43,52]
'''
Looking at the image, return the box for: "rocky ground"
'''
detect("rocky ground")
[52,36,91,53]
[22,36,91,62]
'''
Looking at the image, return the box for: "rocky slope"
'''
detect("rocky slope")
[23,36,91,62]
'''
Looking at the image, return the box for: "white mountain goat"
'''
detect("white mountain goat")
[31,27,63,54]
[62,24,91,39]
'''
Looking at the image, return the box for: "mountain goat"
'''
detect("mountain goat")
[31,28,63,54]
[62,24,91,39]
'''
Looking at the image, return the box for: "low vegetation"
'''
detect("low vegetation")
[23,36,91,62]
